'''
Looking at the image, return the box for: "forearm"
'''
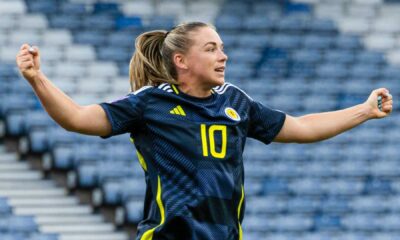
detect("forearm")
[30,71,82,131]
[275,88,392,143]
[297,104,371,143]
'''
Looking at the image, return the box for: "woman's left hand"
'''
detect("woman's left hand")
[364,88,393,119]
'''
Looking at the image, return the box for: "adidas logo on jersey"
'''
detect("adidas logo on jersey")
[170,105,186,116]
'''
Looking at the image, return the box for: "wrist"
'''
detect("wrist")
[360,102,375,120]
[30,70,45,88]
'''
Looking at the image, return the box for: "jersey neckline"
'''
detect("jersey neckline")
[174,85,216,103]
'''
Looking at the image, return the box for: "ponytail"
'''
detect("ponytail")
[129,22,213,91]
[130,30,177,91]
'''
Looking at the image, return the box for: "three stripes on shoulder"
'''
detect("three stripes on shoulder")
[170,105,186,116]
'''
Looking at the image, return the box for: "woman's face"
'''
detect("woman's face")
[183,27,228,88]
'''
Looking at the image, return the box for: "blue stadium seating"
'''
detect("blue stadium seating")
[124,200,143,224]
[59,2,87,15]
[74,31,107,46]
[0,198,12,215]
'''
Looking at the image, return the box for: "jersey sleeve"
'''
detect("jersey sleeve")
[247,100,286,144]
[99,87,151,138]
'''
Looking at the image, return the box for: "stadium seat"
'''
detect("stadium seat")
[7,216,38,233]
[29,234,59,240]
[60,2,87,15]
[0,197,12,215]
[97,46,131,63]
[334,34,362,50]
[292,49,323,64]
[313,214,341,231]
[215,16,243,33]
[319,196,350,214]
[27,0,58,14]
[156,1,185,16]
[65,45,96,62]
[115,16,142,30]
[121,1,154,16]
[349,196,387,213]
[147,16,175,29]
[0,233,25,240]
[287,197,320,213]
[15,14,47,30]
[341,213,378,231]
[41,30,73,46]
[93,2,119,15]
[277,14,311,33]
[316,63,348,79]
[308,18,337,34]
[124,200,143,224]
[49,14,83,30]
[242,15,276,32]
[81,15,116,31]
[270,34,302,49]
[324,50,355,64]
[74,31,107,46]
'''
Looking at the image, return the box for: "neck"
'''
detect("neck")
[177,80,213,98]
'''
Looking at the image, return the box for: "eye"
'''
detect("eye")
[207,48,215,52]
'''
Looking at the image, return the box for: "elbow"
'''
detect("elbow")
[295,132,332,144]
[62,121,80,133]
[291,128,326,144]
[292,117,328,144]
[61,106,86,133]
[60,113,82,133]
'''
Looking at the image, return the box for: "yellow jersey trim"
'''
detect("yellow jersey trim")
[136,150,148,172]
[171,84,179,94]
[237,185,245,240]
[130,138,148,172]
[141,175,165,240]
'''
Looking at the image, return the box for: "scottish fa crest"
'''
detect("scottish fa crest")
[224,107,241,121]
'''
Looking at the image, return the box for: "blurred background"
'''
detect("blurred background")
[0,0,400,239]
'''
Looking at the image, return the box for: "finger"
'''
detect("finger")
[30,46,39,55]
[382,99,393,107]
[374,88,389,96]
[18,57,33,63]
[383,93,393,100]
[18,55,33,61]
[382,97,393,104]
[20,44,31,50]
[17,50,31,57]
[19,62,34,69]
[17,56,33,63]
[382,100,393,107]
[383,105,393,113]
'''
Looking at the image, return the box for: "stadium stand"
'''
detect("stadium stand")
[0,0,400,239]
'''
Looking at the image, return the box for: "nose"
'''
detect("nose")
[219,49,228,62]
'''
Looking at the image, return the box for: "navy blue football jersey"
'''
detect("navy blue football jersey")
[100,83,286,240]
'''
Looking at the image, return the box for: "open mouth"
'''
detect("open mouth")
[215,66,225,73]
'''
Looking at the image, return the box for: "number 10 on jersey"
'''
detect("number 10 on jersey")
[200,124,227,159]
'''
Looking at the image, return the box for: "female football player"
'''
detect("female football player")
[17,22,392,240]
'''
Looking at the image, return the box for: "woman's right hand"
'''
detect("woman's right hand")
[16,44,41,83]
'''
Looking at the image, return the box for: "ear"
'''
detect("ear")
[173,53,188,70]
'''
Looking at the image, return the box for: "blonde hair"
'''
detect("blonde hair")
[129,22,214,91]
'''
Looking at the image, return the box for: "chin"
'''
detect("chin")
[214,78,225,86]
[204,77,225,88]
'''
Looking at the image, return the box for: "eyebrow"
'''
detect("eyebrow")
[203,42,224,47]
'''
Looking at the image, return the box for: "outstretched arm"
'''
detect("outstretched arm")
[16,44,112,136]
[274,88,393,143]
